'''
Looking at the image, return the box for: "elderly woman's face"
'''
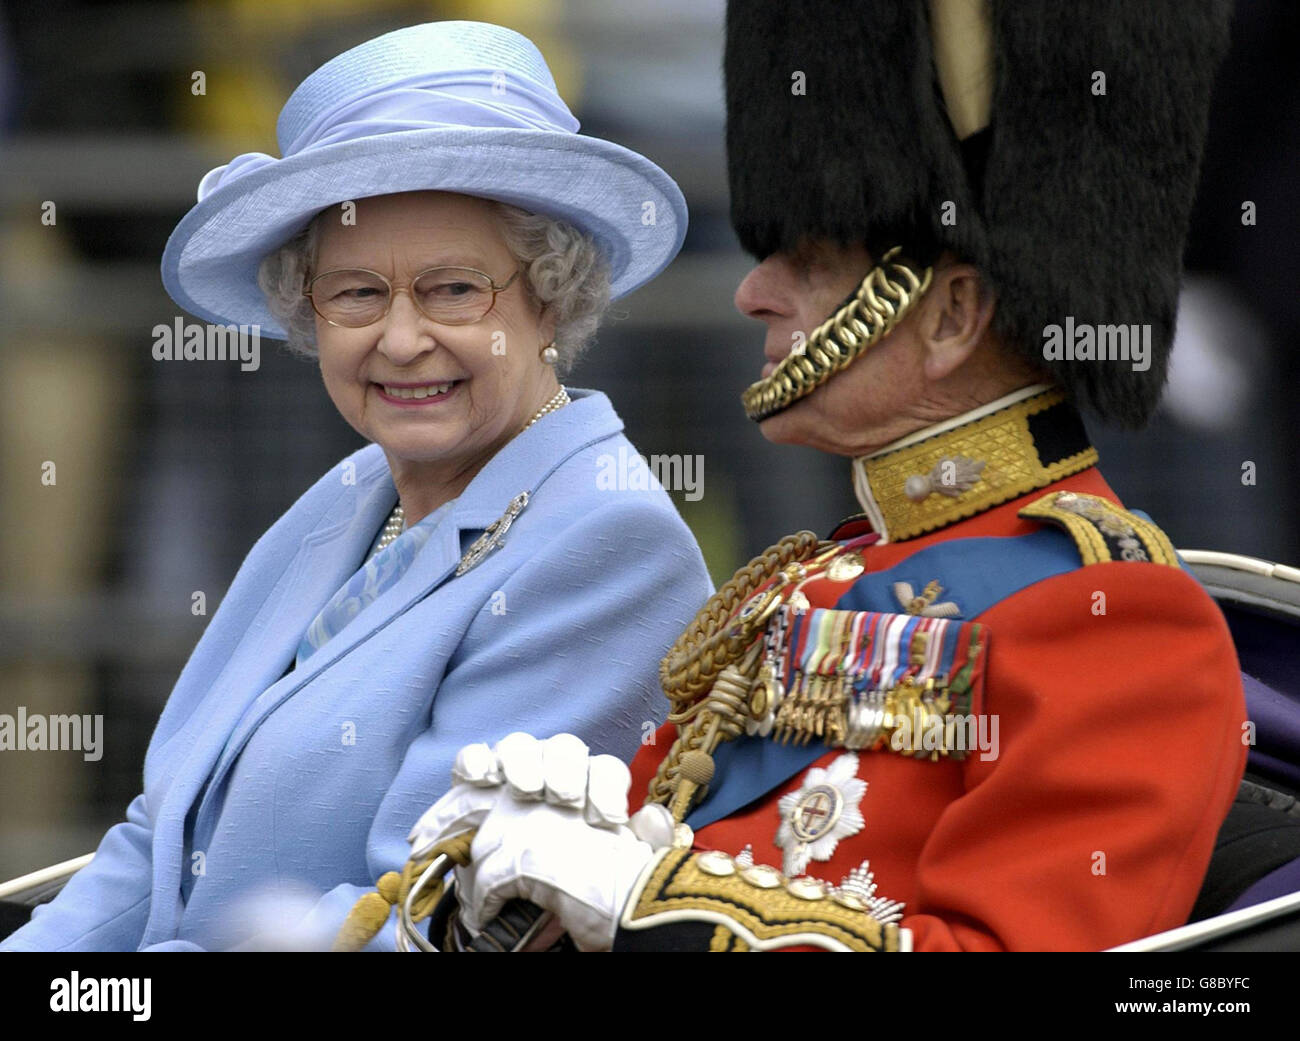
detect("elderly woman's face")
[312,191,555,483]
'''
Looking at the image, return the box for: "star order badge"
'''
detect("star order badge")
[775,753,866,876]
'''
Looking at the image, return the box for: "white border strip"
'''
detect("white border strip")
[1179,549,1300,583]
[1107,888,1300,951]
[0,853,93,903]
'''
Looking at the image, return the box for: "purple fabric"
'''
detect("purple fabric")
[1225,857,1300,912]
[1243,672,1300,792]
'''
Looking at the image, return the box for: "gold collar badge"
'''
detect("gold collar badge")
[852,386,1098,542]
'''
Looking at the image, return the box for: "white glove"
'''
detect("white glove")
[407,732,675,951]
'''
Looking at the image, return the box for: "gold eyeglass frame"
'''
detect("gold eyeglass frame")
[303,265,521,328]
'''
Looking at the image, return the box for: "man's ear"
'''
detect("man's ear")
[917,263,996,381]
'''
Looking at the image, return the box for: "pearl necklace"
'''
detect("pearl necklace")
[526,385,570,427]
[373,386,569,555]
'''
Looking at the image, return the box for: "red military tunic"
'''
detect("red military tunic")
[619,388,1248,951]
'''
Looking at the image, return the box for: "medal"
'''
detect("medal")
[775,753,866,876]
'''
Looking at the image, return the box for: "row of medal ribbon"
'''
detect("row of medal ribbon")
[759,604,987,754]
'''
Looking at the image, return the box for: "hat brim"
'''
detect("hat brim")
[161,127,688,336]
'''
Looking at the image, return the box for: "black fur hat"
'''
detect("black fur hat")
[725,0,1233,427]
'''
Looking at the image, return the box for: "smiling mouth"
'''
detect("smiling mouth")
[374,380,461,401]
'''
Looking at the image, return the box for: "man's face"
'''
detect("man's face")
[733,239,932,456]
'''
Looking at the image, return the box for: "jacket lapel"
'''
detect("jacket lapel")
[141,444,397,944]
[193,510,462,815]
[181,390,625,861]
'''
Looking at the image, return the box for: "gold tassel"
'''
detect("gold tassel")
[331,832,475,952]
[332,872,403,952]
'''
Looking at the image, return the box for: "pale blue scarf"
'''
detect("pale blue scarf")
[295,499,455,667]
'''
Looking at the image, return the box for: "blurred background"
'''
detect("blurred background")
[0,0,1296,879]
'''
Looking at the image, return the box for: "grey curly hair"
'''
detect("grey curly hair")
[256,199,611,373]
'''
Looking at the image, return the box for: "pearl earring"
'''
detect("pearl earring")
[540,343,559,365]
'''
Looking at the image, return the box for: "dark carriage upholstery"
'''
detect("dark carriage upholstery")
[1187,553,1300,922]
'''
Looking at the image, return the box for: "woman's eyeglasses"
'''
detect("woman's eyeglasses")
[303,266,520,328]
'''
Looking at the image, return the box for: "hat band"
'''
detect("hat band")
[196,68,580,203]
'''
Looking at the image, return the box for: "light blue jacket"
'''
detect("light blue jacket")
[2,389,711,951]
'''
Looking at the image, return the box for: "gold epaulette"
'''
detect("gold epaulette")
[619,847,906,952]
[1018,490,1179,567]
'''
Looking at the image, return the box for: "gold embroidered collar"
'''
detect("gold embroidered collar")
[850,385,1098,542]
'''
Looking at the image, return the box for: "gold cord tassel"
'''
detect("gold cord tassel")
[332,873,403,952]
[651,535,846,819]
[331,832,474,951]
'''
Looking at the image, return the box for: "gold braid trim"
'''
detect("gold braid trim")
[649,533,840,816]
[622,847,902,952]
[1018,491,1180,568]
[659,531,828,709]
[708,925,734,952]
[741,247,933,422]
[855,388,1099,541]
[331,831,474,952]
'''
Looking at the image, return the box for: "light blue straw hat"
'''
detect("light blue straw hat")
[161,20,688,337]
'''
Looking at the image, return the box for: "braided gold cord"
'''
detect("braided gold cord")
[660,653,761,818]
[741,247,933,422]
[650,533,842,814]
[332,830,475,951]
[659,531,831,712]
[661,714,719,819]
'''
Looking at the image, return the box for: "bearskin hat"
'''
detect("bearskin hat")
[726,0,1233,427]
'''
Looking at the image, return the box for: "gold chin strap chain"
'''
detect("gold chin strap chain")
[741,247,933,423]
[650,532,844,822]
